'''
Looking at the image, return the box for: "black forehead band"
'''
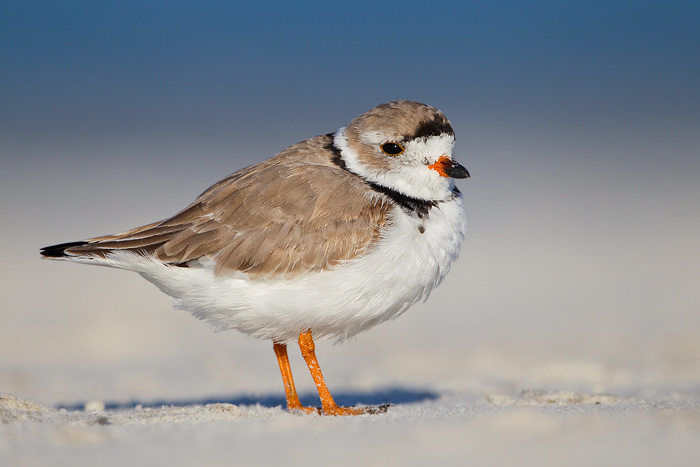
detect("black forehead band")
[404,115,455,141]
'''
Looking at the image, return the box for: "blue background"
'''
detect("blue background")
[3,1,698,153]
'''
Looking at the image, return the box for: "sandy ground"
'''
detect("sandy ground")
[2,389,700,467]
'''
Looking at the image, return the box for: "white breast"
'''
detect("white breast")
[113,196,467,343]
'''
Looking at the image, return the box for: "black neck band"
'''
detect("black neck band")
[326,133,445,219]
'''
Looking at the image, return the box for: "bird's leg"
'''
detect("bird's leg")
[273,341,316,414]
[297,330,375,416]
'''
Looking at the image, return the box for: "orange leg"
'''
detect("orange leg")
[273,342,316,414]
[297,330,378,416]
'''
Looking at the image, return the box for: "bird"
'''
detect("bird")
[40,100,470,416]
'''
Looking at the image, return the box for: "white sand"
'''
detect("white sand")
[3,385,700,466]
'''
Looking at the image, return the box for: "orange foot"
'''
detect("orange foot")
[287,404,320,415]
[289,404,391,416]
[319,404,392,416]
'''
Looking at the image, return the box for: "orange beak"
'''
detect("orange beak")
[428,156,470,179]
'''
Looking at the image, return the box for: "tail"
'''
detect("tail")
[39,220,168,263]
[39,220,194,267]
[40,198,226,267]
[40,241,90,258]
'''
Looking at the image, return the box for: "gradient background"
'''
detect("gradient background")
[1,0,699,457]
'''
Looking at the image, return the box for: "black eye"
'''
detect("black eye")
[381,142,404,155]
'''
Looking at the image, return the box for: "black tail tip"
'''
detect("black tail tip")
[40,241,88,258]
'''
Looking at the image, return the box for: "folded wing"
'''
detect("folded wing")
[42,142,391,280]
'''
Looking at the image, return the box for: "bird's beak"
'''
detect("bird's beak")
[428,156,470,179]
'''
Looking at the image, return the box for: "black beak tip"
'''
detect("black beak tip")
[447,162,470,179]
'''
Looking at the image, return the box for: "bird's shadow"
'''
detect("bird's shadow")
[59,387,439,412]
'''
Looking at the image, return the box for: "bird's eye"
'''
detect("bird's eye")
[381,142,404,155]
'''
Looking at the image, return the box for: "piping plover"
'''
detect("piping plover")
[41,100,470,415]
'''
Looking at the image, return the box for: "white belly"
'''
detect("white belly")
[118,198,466,342]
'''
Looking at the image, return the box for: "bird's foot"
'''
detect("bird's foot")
[323,404,392,416]
[288,405,320,415]
[290,403,392,416]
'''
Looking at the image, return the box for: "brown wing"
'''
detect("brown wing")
[53,136,392,279]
